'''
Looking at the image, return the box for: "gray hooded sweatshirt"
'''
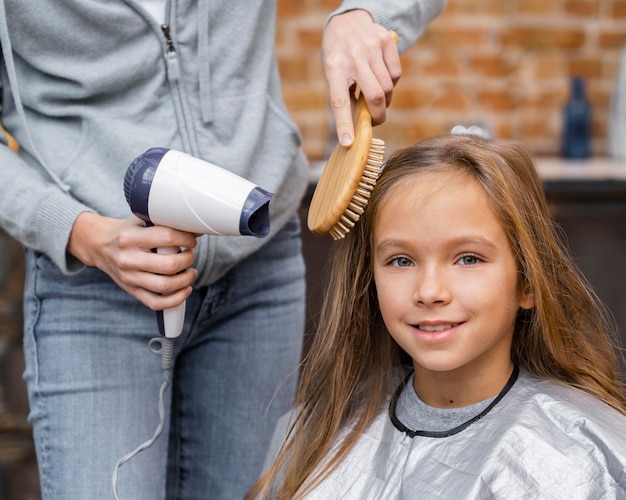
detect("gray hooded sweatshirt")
[0,0,445,286]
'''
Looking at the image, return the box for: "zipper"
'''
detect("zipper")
[159,22,199,154]
[161,24,175,53]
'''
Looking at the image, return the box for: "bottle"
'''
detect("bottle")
[561,77,592,159]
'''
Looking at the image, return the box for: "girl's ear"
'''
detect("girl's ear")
[518,281,534,310]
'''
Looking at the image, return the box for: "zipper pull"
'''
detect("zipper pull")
[161,25,180,82]
[161,24,176,53]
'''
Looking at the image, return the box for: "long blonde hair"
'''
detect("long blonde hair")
[249,135,626,499]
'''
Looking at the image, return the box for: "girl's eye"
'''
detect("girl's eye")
[458,254,481,266]
[390,256,413,267]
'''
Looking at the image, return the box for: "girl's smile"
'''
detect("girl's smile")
[411,321,464,344]
[372,169,533,407]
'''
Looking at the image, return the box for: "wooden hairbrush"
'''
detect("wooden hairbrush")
[307,31,397,240]
[0,123,19,153]
[307,95,384,239]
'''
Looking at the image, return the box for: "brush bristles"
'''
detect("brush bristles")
[329,138,385,240]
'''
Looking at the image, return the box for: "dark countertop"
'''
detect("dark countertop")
[535,157,626,203]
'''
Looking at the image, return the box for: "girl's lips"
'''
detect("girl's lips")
[411,322,463,344]
[417,322,460,332]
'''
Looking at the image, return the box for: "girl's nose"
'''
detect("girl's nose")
[413,266,451,305]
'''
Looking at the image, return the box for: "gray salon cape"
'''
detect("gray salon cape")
[266,369,626,498]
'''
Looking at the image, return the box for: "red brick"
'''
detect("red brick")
[430,85,473,111]
[423,52,461,77]
[612,1,626,18]
[283,86,327,111]
[277,55,310,82]
[512,0,558,15]
[391,85,433,109]
[568,57,604,78]
[297,28,324,49]
[588,85,612,108]
[492,120,516,140]
[277,0,308,18]
[398,51,452,78]
[439,0,504,16]
[522,88,568,108]
[593,114,607,137]
[598,30,626,48]
[564,0,600,16]
[520,114,560,140]
[512,53,566,82]
[318,0,342,10]
[407,119,450,142]
[501,27,586,49]
[419,25,491,49]
[470,54,516,77]
[477,87,520,111]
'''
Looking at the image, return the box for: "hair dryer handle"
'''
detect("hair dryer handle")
[156,246,185,338]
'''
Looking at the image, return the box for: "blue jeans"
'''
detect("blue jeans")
[23,216,305,499]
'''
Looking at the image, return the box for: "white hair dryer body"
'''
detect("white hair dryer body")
[124,148,273,338]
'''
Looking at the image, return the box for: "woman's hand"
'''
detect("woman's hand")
[68,211,198,311]
[322,9,401,147]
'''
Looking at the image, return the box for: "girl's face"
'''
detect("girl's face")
[372,169,533,403]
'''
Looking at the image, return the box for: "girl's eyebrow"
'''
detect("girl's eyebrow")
[374,240,406,256]
[446,235,498,250]
[374,235,498,256]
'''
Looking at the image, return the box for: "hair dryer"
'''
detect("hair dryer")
[124,148,273,338]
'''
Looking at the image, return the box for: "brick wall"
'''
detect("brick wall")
[0,231,39,499]
[277,0,626,160]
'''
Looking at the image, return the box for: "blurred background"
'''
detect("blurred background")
[279,0,625,158]
[1,1,625,498]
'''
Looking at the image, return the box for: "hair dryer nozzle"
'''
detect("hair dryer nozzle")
[240,187,273,237]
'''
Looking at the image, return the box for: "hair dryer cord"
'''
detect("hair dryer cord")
[111,336,175,499]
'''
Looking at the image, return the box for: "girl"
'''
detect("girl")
[250,134,626,499]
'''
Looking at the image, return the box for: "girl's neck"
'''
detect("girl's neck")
[412,359,515,409]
